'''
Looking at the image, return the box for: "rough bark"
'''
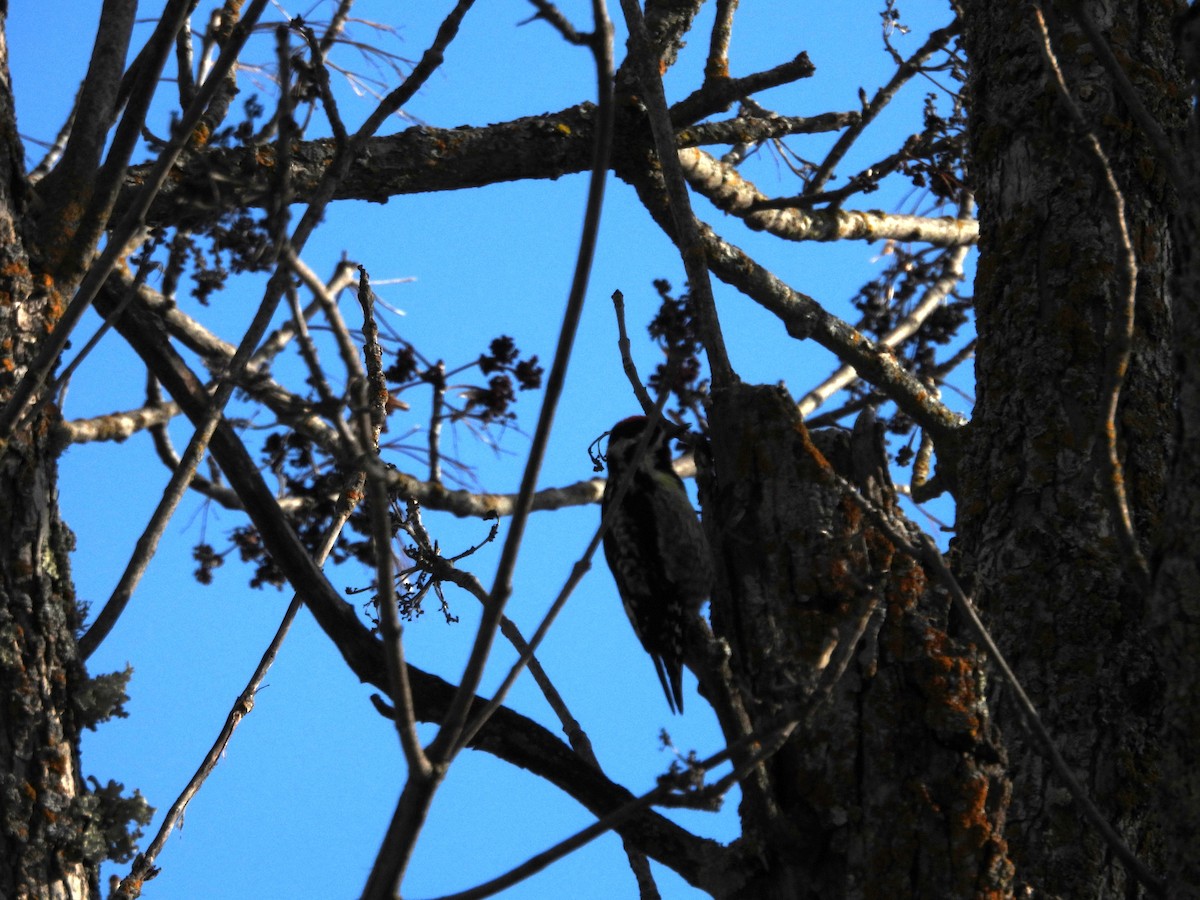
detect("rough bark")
[0,10,92,897]
[959,1,1180,894]
[701,384,1012,899]
[1152,7,1200,895]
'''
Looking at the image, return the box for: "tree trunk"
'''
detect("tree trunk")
[702,384,1012,898]
[958,1,1180,894]
[0,13,94,898]
[1151,8,1200,895]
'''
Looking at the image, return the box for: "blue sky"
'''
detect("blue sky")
[7,2,968,897]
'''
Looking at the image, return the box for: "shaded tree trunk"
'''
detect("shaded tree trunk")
[958,1,1180,894]
[1151,7,1200,895]
[701,384,1012,898]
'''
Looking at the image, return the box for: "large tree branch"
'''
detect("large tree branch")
[130,104,602,229]
[130,103,969,249]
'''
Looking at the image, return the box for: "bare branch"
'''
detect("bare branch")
[809,16,959,193]
[679,146,977,246]
[0,0,271,444]
[676,110,858,147]
[620,0,735,388]
[95,266,722,896]
[35,0,139,255]
[356,268,430,778]
[704,0,738,80]
[697,221,966,444]
[670,51,816,126]
[57,401,181,446]
[115,473,364,899]
[611,290,655,413]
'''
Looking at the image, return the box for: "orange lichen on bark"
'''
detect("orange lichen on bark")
[921,629,984,740]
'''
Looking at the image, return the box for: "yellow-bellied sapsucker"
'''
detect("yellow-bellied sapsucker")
[601,416,712,714]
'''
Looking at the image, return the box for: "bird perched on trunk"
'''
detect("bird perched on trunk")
[600,416,712,713]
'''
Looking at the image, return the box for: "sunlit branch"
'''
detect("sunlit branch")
[319,0,356,53]
[679,146,978,246]
[174,13,195,109]
[58,400,181,446]
[704,0,738,80]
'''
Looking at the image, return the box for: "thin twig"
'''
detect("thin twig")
[114,474,364,900]
[298,21,349,143]
[78,373,226,660]
[611,290,655,413]
[524,0,586,45]
[808,17,959,194]
[284,282,359,452]
[283,253,364,380]
[45,249,161,413]
[428,361,446,484]
[357,267,429,776]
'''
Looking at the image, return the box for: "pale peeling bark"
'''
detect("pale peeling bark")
[678,146,979,246]
[959,1,1179,894]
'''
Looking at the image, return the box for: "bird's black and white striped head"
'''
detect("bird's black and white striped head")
[603,415,676,480]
